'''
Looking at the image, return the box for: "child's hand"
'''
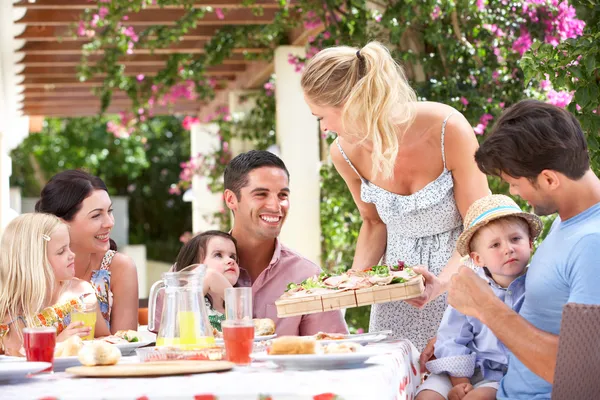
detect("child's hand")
[204,269,234,314]
[57,321,91,342]
[419,336,436,373]
[448,382,473,400]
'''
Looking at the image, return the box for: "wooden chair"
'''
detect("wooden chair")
[551,303,600,399]
[138,298,149,326]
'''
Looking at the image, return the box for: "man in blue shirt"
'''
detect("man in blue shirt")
[447,100,600,399]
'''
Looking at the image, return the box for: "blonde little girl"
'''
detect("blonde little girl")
[0,213,110,356]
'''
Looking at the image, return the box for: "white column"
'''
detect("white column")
[228,90,258,156]
[0,132,10,233]
[124,245,148,298]
[191,123,223,233]
[0,1,27,234]
[274,46,322,265]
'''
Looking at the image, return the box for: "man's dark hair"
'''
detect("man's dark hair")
[224,150,290,199]
[475,99,589,181]
[174,230,237,271]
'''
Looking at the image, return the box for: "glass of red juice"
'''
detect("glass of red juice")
[23,327,56,372]
[222,320,254,365]
[223,287,254,365]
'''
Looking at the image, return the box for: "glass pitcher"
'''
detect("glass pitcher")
[148,266,215,349]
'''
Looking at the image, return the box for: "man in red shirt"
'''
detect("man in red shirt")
[224,150,348,336]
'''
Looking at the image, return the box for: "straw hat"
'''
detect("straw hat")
[456,194,543,256]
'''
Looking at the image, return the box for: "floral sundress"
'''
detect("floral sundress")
[89,250,116,329]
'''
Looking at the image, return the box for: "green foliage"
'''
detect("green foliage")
[520,0,600,170]
[10,118,148,197]
[68,1,595,332]
[172,79,277,231]
[10,116,192,263]
[76,1,299,120]
[235,83,277,150]
[127,117,193,262]
[319,162,361,270]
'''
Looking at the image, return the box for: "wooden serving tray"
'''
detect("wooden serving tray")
[66,360,234,377]
[275,275,425,317]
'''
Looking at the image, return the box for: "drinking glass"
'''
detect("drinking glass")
[23,327,56,372]
[222,287,254,365]
[70,296,97,340]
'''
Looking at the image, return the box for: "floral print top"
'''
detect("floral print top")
[0,297,83,352]
[89,250,116,329]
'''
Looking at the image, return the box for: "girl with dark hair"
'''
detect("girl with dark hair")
[151,231,240,333]
[35,170,138,333]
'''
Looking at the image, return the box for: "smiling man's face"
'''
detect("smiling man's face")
[226,166,290,240]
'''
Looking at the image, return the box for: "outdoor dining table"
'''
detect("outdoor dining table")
[0,340,421,400]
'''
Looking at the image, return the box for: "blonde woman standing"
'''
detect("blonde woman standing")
[301,42,489,350]
[0,214,109,356]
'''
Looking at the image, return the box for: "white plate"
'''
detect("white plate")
[0,361,52,380]
[113,340,154,356]
[252,351,376,370]
[53,356,82,371]
[92,339,154,356]
[0,355,81,370]
[0,355,22,362]
[215,334,276,345]
[317,333,388,345]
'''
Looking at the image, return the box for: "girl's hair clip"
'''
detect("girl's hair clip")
[42,234,51,242]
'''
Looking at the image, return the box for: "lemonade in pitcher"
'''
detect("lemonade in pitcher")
[155,311,215,348]
[149,267,216,349]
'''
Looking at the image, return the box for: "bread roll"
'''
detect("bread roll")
[54,335,83,357]
[253,318,275,336]
[322,342,361,354]
[269,336,316,355]
[78,341,121,366]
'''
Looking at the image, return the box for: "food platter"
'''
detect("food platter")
[276,266,425,317]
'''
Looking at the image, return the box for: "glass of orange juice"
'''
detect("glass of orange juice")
[71,297,97,340]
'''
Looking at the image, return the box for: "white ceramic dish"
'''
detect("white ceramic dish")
[252,351,376,370]
[0,361,52,380]
[317,333,388,345]
[112,340,154,356]
[0,355,22,362]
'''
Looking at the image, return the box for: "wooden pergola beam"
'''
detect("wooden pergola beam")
[20,63,247,76]
[23,106,202,117]
[14,0,294,10]
[21,75,237,84]
[19,44,268,56]
[24,98,202,107]
[16,25,221,41]
[22,78,232,89]
[18,40,272,55]
[20,53,251,66]
[16,8,279,26]
[197,25,323,120]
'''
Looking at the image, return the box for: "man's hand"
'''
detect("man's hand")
[448,266,496,319]
[448,382,473,400]
[419,336,436,373]
[405,267,443,309]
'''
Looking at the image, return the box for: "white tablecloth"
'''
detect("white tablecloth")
[0,340,421,400]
